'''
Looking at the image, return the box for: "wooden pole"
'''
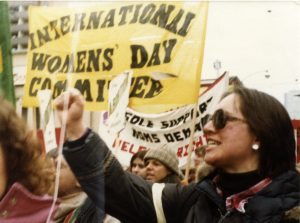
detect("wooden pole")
[184,103,198,181]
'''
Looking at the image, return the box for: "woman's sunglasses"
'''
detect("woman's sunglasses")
[202,109,246,130]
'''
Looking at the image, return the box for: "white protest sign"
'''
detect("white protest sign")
[38,90,57,153]
[108,70,132,134]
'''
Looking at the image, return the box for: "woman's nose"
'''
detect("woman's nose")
[146,163,153,170]
[203,119,215,136]
[132,166,138,173]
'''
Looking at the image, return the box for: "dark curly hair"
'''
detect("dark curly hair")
[0,97,53,195]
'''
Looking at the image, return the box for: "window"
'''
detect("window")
[8,1,41,52]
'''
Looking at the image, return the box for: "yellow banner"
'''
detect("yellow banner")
[23,2,209,112]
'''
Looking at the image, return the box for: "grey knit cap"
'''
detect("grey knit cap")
[144,145,180,176]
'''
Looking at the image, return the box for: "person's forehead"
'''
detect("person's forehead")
[133,157,143,163]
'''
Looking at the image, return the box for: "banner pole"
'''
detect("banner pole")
[184,103,198,182]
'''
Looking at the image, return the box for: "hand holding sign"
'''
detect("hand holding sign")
[54,88,86,141]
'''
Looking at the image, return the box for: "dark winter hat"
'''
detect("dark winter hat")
[144,145,180,176]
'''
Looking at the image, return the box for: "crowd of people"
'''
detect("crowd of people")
[0,85,299,222]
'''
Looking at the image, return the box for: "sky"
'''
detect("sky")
[201,0,300,104]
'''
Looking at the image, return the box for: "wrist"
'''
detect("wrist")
[65,128,92,148]
[66,123,86,141]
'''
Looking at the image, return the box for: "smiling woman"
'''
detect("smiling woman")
[203,93,260,174]
[59,87,300,223]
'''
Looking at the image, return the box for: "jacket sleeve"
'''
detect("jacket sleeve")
[63,129,157,223]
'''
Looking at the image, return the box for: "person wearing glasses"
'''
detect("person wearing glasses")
[57,87,300,223]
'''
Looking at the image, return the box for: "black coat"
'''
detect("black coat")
[63,130,300,223]
[163,171,300,223]
[75,198,105,223]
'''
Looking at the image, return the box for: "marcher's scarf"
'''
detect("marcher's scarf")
[63,208,80,223]
[214,176,272,213]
